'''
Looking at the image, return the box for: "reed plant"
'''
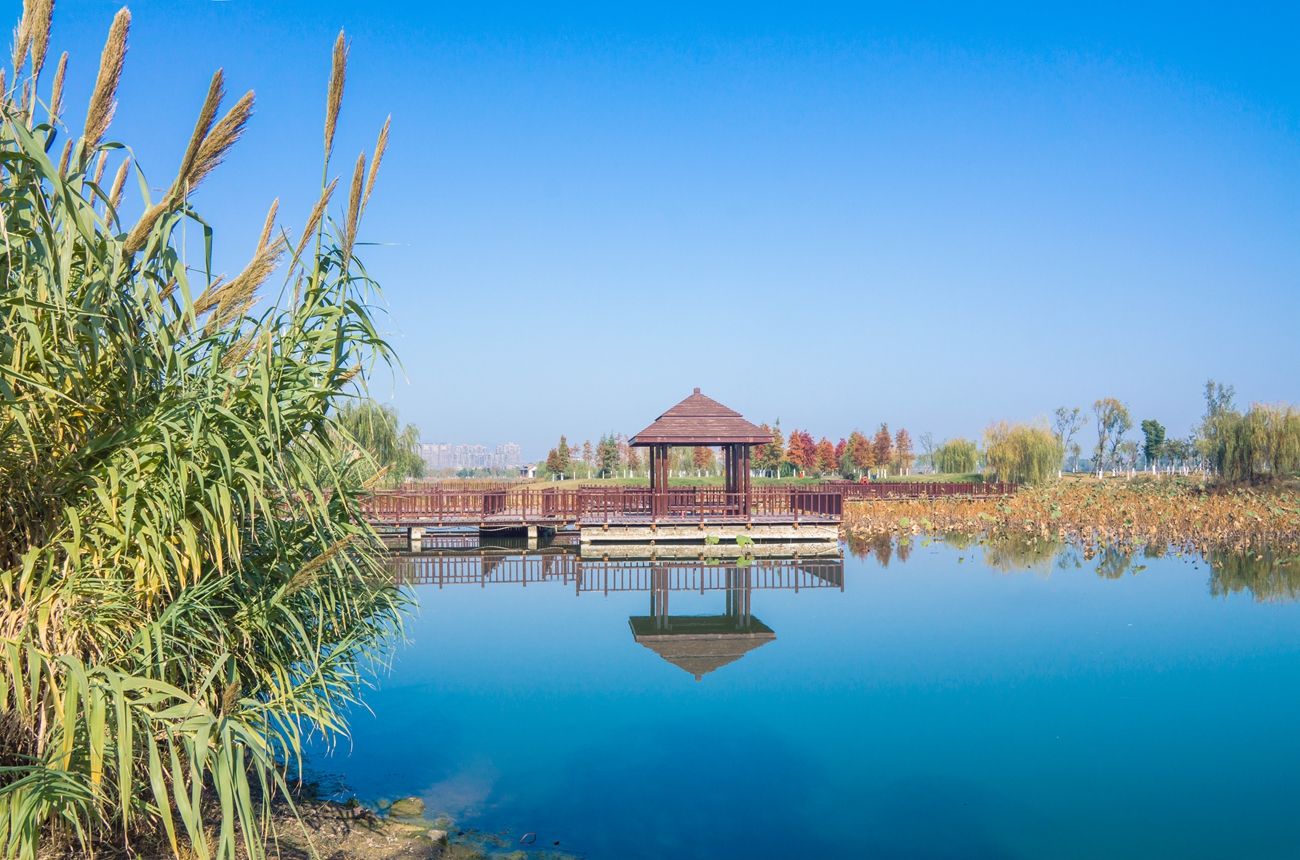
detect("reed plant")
[1,6,400,858]
[982,421,1063,486]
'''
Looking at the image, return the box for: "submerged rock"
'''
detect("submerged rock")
[389,796,426,817]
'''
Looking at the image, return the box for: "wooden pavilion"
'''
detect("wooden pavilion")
[630,388,773,518]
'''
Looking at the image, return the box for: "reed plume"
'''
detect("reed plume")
[343,151,364,261]
[360,114,389,219]
[28,0,52,80]
[83,7,129,152]
[292,176,338,263]
[186,90,253,191]
[91,151,106,186]
[195,200,286,321]
[257,198,279,250]
[11,4,31,77]
[108,154,128,210]
[324,29,346,162]
[173,70,225,194]
[0,68,7,98]
[47,50,64,121]
[56,135,69,176]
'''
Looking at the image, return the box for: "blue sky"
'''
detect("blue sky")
[49,2,1300,458]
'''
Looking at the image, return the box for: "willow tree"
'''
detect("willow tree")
[935,437,978,474]
[335,400,425,487]
[1,5,401,858]
[983,421,1063,485]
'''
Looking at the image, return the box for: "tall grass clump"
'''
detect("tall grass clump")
[1,6,401,858]
[983,421,1062,485]
[934,438,978,474]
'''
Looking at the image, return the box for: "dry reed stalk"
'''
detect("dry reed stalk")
[28,0,52,80]
[360,114,389,219]
[47,50,64,121]
[108,155,128,210]
[83,7,130,152]
[323,29,346,161]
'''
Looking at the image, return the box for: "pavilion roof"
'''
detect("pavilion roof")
[628,616,776,681]
[630,389,774,447]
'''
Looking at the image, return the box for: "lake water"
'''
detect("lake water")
[311,537,1300,859]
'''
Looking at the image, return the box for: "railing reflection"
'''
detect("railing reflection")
[388,551,844,593]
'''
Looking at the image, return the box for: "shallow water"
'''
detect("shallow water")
[312,537,1300,859]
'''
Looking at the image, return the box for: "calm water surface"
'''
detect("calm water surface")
[312,538,1300,859]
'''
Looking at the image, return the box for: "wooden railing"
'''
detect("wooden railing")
[361,485,845,523]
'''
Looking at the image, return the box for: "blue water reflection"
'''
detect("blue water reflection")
[313,536,1300,859]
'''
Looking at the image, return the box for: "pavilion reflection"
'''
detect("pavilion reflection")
[388,547,844,679]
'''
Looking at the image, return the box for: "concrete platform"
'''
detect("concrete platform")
[579,541,842,559]
[579,522,839,544]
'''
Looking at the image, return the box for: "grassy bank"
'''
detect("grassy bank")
[844,477,1300,555]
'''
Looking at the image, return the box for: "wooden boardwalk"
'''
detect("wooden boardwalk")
[361,481,1017,532]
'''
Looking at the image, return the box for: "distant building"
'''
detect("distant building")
[420,441,523,471]
[519,463,537,478]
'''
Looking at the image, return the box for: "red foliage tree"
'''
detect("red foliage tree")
[894,428,915,475]
[873,424,892,470]
[816,438,836,474]
[849,430,874,471]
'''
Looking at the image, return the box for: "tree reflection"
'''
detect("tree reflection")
[1094,545,1133,580]
[1208,549,1300,603]
[981,535,1062,576]
[845,531,894,567]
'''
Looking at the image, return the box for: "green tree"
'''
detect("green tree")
[1141,419,1166,467]
[0,14,400,856]
[335,400,425,486]
[1092,398,1133,471]
[598,433,620,477]
[556,435,571,477]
